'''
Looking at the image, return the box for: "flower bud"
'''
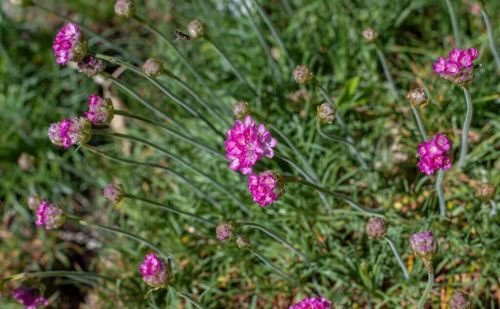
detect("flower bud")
[236,235,251,248]
[17,152,35,171]
[142,58,163,77]
[317,103,336,124]
[216,222,234,242]
[35,200,66,230]
[410,231,438,260]
[469,3,481,16]
[232,101,250,119]
[53,23,88,65]
[114,0,135,18]
[28,194,41,210]
[78,55,105,77]
[449,291,471,309]
[362,27,378,42]
[12,286,48,308]
[475,183,495,200]
[86,94,114,125]
[48,117,91,149]
[365,217,387,240]
[187,19,205,39]
[293,65,313,84]
[139,253,172,288]
[103,183,125,204]
[406,87,428,107]
[248,171,284,207]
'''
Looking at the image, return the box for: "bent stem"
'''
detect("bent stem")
[375,46,399,100]
[384,237,410,280]
[435,169,446,218]
[124,193,216,226]
[444,0,461,48]
[480,9,500,72]
[283,175,384,216]
[411,106,427,140]
[239,222,309,263]
[458,87,473,168]
[417,260,434,309]
[248,248,298,283]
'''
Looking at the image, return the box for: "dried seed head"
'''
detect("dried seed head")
[293,65,313,84]
[406,87,428,107]
[362,27,378,42]
[449,291,471,309]
[18,153,35,171]
[187,19,205,39]
[365,217,387,240]
[317,103,336,124]
[216,222,234,242]
[114,0,135,18]
[103,183,125,204]
[475,183,495,200]
[236,235,251,248]
[142,58,163,77]
[232,101,250,119]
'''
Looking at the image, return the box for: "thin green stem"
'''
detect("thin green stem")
[82,145,218,207]
[248,248,298,283]
[204,35,258,95]
[435,169,446,218]
[97,54,224,139]
[174,289,205,309]
[480,9,500,72]
[384,237,410,280]
[444,0,461,48]
[458,87,473,167]
[375,46,399,100]
[417,268,434,309]
[411,106,427,140]
[7,271,113,283]
[239,222,309,262]
[93,131,251,215]
[284,176,384,216]
[124,193,216,226]
[114,110,224,160]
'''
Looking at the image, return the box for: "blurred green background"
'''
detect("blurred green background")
[0,0,499,308]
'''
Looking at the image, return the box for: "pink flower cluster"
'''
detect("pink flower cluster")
[248,171,283,207]
[86,94,114,125]
[139,253,170,288]
[289,297,331,309]
[224,116,277,175]
[48,117,91,149]
[35,200,66,230]
[12,287,48,309]
[416,133,452,175]
[433,48,478,85]
[52,23,87,65]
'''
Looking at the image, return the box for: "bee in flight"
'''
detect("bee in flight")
[174,31,191,41]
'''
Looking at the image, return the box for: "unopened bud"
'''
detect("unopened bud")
[449,291,471,309]
[406,87,428,107]
[78,55,105,77]
[475,183,495,200]
[293,65,313,84]
[236,235,251,248]
[35,201,66,230]
[232,101,250,119]
[316,103,336,124]
[142,58,163,77]
[18,153,35,171]
[114,0,135,18]
[28,194,41,210]
[469,3,481,16]
[216,222,234,242]
[362,27,378,42]
[187,19,205,39]
[410,231,438,260]
[103,183,125,204]
[365,217,387,240]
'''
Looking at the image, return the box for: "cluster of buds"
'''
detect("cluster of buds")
[114,0,135,18]
[86,94,114,125]
[48,117,91,149]
[78,55,105,77]
[103,183,125,204]
[52,23,88,65]
[449,290,471,309]
[365,217,387,240]
[35,200,66,230]
[232,101,250,119]
[142,58,163,78]
[410,231,438,271]
[139,253,173,288]
[316,103,336,124]
[248,171,285,207]
[433,48,478,86]
[289,297,331,309]
[292,65,314,84]
[416,133,452,175]
[11,286,48,309]
[187,19,205,39]
[406,87,428,107]
[215,222,252,248]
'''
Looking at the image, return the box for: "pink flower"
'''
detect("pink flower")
[410,231,438,259]
[433,56,446,73]
[248,171,284,207]
[433,48,478,85]
[444,61,459,75]
[448,48,462,62]
[48,117,91,149]
[416,133,452,175]
[216,222,234,241]
[86,94,114,125]
[139,253,171,288]
[224,116,277,174]
[289,297,331,309]
[467,47,478,60]
[52,23,87,65]
[35,200,66,230]
[12,287,48,309]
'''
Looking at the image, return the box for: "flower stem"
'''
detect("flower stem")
[411,106,427,140]
[114,110,224,160]
[458,87,473,168]
[444,0,461,48]
[283,175,384,216]
[92,131,251,215]
[375,46,399,100]
[248,248,298,283]
[174,289,205,309]
[7,271,113,282]
[435,169,446,218]
[384,237,410,280]
[480,9,500,72]
[82,145,218,207]
[238,222,309,263]
[417,261,434,309]
[124,193,216,226]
